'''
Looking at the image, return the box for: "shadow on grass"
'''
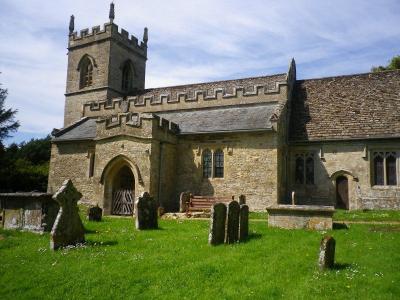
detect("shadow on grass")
[240,232,262,243]
[85,240,118,247]
[84,228,98,234]
[332,263,352,270]
[333,223,349,230]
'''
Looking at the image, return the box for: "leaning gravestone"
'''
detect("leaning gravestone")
[208,203,227,245]
[50,180,85,250]
[87,205,102,221]
[135,192,158,230]
[225,201,240,244]
[318,236,336,270]
[239,195,246,205]
[239,204,249,241]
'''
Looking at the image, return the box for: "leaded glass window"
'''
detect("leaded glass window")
[214,150,224,178]
[294,153,314,185]
[202,150,212,178]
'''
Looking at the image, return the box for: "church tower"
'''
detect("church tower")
[64,3,148,126]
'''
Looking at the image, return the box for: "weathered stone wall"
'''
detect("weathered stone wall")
[175,132,278,210]
[157,142,177,211]
[288,140,400,209]
[48,141,96,201]
[64,89,121,127]
[109,41,146,91]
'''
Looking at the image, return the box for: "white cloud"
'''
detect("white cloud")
[0,0,399,141]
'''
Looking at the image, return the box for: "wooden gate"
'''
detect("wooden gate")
[336,176,349,210]
[112,189,134,215]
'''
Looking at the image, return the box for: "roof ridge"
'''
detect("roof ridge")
[298,69,400,83]
[143,73,287,92]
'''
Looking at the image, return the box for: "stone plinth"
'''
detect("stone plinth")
[266,205,334,230]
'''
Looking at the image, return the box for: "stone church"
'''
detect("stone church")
[47,4,400,214]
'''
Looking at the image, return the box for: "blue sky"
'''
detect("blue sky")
[0,0,399,145]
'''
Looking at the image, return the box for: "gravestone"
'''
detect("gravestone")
[239,195,246,205]
[225,201,240,244]
[50,180,85,250]
[87,205,102,221]
[318,236,336,270]
[208,203,227,245]
[179,192,191,212]
[135,192,158,230]
[239,204,249,241]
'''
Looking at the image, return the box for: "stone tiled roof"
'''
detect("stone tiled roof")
[52,118,97,141]
[157,103,277,134]
[53,103,277,141]
[289,70,400,142]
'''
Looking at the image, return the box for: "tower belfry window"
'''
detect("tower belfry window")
[80,57,93,88]
[122,63,133,92]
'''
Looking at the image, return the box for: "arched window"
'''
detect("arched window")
[202,150,212,178]
[214,150,224,178]
[386,153,397,185]
[373,153,384,185]
[79,56,93,88]
[121,62,134,92]
[295,156,304,184]
[305,156,314,184]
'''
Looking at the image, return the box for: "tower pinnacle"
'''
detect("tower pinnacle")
[109,2,115,23]
[69,15,75,34]
[143,27,148,45]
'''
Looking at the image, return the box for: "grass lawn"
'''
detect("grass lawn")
[1,217,400,299]
[251,210,400,223]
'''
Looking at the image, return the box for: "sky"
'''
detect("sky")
[0,0,399,145]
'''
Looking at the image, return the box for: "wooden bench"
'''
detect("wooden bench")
[186,195,234,213]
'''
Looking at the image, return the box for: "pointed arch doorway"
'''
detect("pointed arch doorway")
[101,155,143,216]
[112,165,135,215]
[336,176,349,210]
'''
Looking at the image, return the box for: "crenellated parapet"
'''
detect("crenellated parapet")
[68,22,147,58]
[82,74,288,117]
[95,112,179,141]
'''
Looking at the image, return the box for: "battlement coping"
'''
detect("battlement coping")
[96,112,179,135]
[69,22,147,51]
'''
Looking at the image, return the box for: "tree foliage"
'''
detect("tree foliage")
[0,86,20,142]
[371,55,400,72]
[0,135,51,192]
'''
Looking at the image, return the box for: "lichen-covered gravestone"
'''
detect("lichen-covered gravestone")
[239,204,249,241]
[50,180,85,250]
[87,205,102,221]
[179,192,191,212]
[208,203,227,245]
[135,192,158,230]
[225,201,240,244]
[318,236,336,270]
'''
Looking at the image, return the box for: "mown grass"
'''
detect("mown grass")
[333,209,400,222]
[1,217,400,299]
[252,210,400,222]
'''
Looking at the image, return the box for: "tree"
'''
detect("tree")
[0,85,20,142]
[0,136,51,192]
[371,55,400,72]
